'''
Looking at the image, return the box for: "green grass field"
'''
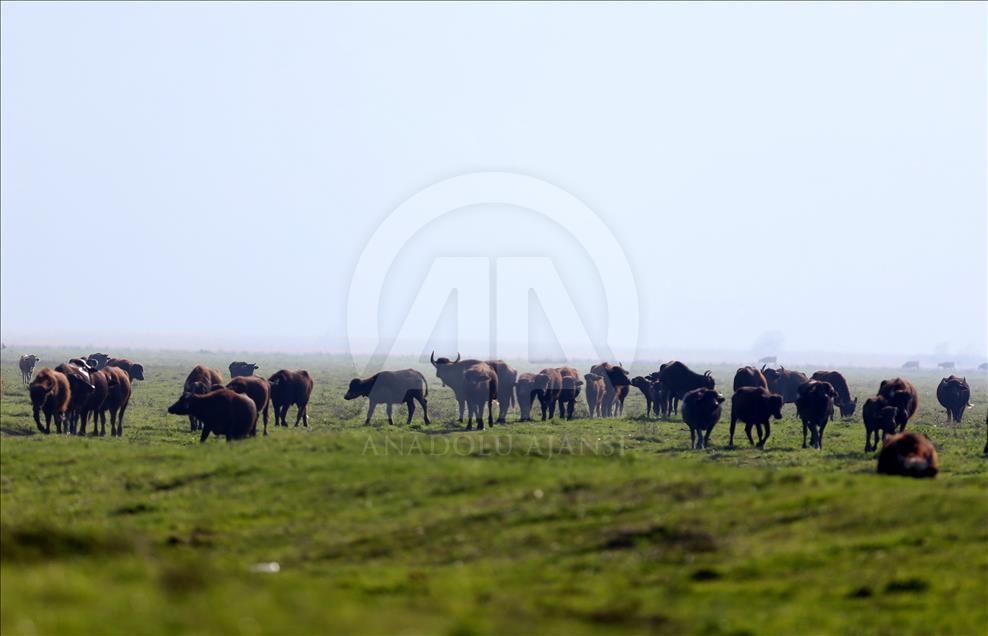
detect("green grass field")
[1,348,986,635]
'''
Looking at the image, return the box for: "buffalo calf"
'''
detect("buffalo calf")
[682,388,724,449]
[729,387,783,448]
[269,369,314,427]
[559,376,583,420]
[877,377,919,430]
[584,373,605,418]
[516,373,537,421]
[344,369,430,426]
[795,380,838,449]
[862,396,898,453]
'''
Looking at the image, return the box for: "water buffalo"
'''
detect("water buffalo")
[430,353,516,424]
[937,361,955,370]
[533,368,563,420]
[107,358,145,381]
[559,375,583,420]
[168,388,257,442]
[733,366,768,391]
[729,386,783,449]
[936,376,970,423]
[344,369,430,427]
[463,366,497,430]
[762,366,807,404]
[979,363,988,371]
[19,354,40,384]
[182,365,225,432]
[101,366,132,437]
[54,362,95,434]
[657,362,714,418]
[862,395,898,452]
[78,368,112,436]
[228,375,272,434]
[515,373,537,421]
[795,380,838,449]
[29,368,71,434]
[901,360,919,369]
[877,377,919,430]
[86,353,111,370]
[229,361,259,377]
[758,356,777,365]
[589,362,631,417]
[269,369,314,427]
[584,373,605,418]
[877,432,938,478]
[810,370,856,418]
[681,388,724,449]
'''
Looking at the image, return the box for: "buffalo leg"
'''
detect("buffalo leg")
[386,403,394,426]
[802,421,809,448]
[728,416,738,448]
[689,427,696,449]
[405,397,415,425]
[117,403,127,437]
[487,398,494,428]
[301,403,309,427]
[413,391,430,425]
[817,422,827,449]
[33,408,45,434]
[200,424,212,443]
[98,410,106,436]
[760,421,771,448]
[365,401,377,425]
[458,400,465,423]
[744,422,755,446]
[262,404,269,434]
[703,427,713,449]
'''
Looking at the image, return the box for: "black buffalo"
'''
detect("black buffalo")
[762,366,808,404]
[229,361,259,377]
[733,366,768,391]
[862,395,898,452]
[795,380,838,449]
[729,386,783,448]
[681,388,724,449]
[936,375,970,423]
[810,370,856,418]
[657,361,714,418]
[344,369,430,426]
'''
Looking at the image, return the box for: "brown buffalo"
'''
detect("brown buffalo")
[762,366,808,404]
[729,386,783,448]
[733,366,768,391]
[168,388,257,442]
[29,368,71,434]
[463,365,498,430]
[795,380,838,449]
[101,366,132,437]
[228,375,272,434]
[936,376,970,423]
[107,358,145,381]
[862,395,898,452]
[78,368,112,436]
[810,371,856,418]
[515,373,537,421]
[559,375,583,420]
[682,387,725,449]
[344,369,430,427]
[182,365,224,431]
[584,373,605,418]
[54,361,95,434]
[590,362,631,417]
[877,377,919,430]
[877,432,939,478]
[532,368,564,420]
[430,353,516,423]
[19,354,40,384]
[268,369,314,427]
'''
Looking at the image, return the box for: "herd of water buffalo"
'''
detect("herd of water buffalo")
[18,350,985,478]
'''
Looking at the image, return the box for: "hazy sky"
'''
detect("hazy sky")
[2,2,985,360]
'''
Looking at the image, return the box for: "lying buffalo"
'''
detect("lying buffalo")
[682,387,724,449]
[877,432,938,478]
[344,369,430,426]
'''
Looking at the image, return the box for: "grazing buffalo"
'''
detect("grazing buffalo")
[182,366,224,432]
[631,376,660,418]
[107,358,145,381]
[344,369,430,427]
[762,366,808,404]
[862,395,898,452]
[168,388,257,442]
[937,361,955,370]
[584,373,605,418]
[101,366,132,437]
[86,353,111,370]
[795,380,838,449]
[229,361,259,378]
[78,368,112,436]
[430,353,517,424]
[810,370,856,418]
[54,362,95,434]
[463,365,497,430]
[877,432,939,478]
[533,368,564,420]
[936,376,971,423]
[559,375,583,420]
[733,366,768,392]
[19,354,40,384]
[228,376,272,434]
[729,386,783,448]
[515,373,537,421]
[758,356,777,365]
[877,377,919,430]
[682,388,724,449]
[902,360,919,370]
[29,368,71,434]
[268,369,314,427]
[657,362,714,418]
[590,362,631,417]
[979,363,988,371]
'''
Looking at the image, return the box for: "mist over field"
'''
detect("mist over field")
[1,2,986,363]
